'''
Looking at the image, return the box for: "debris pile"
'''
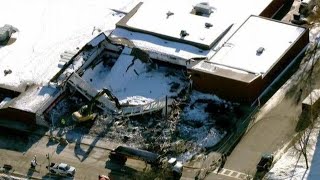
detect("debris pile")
[47,53,239,162]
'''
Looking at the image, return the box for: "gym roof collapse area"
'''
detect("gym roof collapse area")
[81,52,187,106]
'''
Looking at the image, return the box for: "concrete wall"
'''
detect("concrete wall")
[190,70,263,102]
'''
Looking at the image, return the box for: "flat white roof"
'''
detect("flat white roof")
[11,85,58,113]
[0,0,137,112]
[120,0,274,50]
[126,1,231,48]
[206,16,306,74]
[111,28,212,61]
[0,0,129,92]
[113,0,275,62]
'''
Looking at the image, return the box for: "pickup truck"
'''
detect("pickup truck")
[46,162,76,177]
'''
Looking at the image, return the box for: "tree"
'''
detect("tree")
[294,36,320,169]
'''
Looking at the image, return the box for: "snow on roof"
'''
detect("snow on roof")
[123,1,232,49]
[112,0,275,63]
[82,52,187,105]
[10,85,58,113]
[0,97,12,109]
[0,0,130,92]
[205,16,306,74]
[119,0,275,50]
[111,28,212,61]
[0,0,137,112]
[87,33,107,47]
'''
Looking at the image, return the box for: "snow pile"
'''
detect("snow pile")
[82,54,187,105]
[266,122,320,180]
[178,91,227,148]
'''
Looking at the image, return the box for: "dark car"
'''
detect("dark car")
[257,153,273,171]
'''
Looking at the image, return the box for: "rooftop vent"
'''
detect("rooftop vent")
[205,22,213,28]
[256,47,265,56]
[193,2,215,17]
[166,11,174,19]
[180,30,189,38]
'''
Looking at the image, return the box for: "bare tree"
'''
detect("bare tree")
[294,35,320,169]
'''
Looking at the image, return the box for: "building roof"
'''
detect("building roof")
[113,0,276,62]
[117,1,233,50]
[193,15,307,76]
[0,0,122,92]
[9,84,59,113]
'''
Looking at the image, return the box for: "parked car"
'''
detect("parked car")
[256,153,273,171]
[46,162,76,177]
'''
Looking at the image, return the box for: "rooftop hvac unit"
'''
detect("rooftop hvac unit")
[194,3,214,16]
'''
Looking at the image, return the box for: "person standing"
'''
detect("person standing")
[31,155,38,168]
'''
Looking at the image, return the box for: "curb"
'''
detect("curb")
[273,133,299,164]
[1,171,42,180]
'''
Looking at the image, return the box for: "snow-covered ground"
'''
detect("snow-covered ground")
[0,0,138,91]
[176,91,230,162]
[178,91,227,148]
[266,121,320,180]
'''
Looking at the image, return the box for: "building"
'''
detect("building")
[0,0,309,128]
[111,0,309,102]
[112,0,293,66]
[190,15,309,102]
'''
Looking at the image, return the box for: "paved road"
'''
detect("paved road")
[204,1,309,179]
[0,129,146,180]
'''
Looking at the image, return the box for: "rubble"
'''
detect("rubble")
[46,52,238,163]
[47,86,237,163]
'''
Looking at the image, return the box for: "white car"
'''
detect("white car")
[47,162,76,177]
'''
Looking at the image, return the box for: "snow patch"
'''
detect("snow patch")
[178,91,226,148]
